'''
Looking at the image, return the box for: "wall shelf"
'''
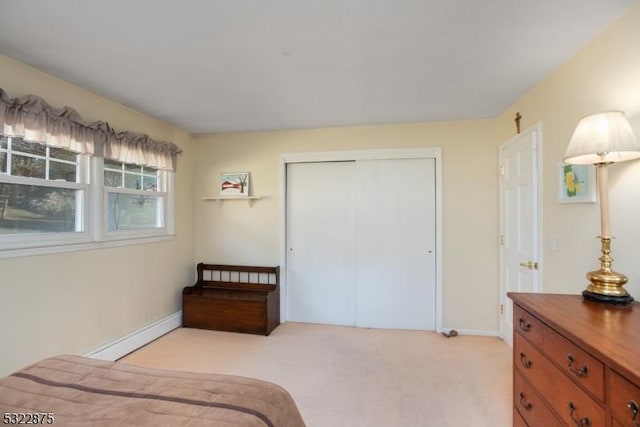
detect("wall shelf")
[202,196,263,205]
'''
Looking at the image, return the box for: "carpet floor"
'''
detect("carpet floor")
[121,323,513,427]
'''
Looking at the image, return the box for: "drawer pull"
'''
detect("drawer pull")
[519,352,532,369]
[519,392,532,411]
[566,354,588,377]
[568,401,591,426]
[628,400,640,426]
[518,318,531,332]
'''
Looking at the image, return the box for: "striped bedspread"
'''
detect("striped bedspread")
[0,355,305,426]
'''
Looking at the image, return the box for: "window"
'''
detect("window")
[0,136,174,255]
[0,136,88,244]
[103,159,168,234]
[0,88,181,256]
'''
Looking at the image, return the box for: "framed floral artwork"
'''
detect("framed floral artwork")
[558,163,596,203]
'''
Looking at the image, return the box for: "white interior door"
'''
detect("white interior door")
[286,161,357,326]
[499,126,541,347]
[355,158,436,330]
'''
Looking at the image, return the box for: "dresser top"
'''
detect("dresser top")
[508,292,640,381]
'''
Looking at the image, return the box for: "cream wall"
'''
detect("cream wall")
[194,120,501,333]
[496,1,640,297]
[194,1,640,333]
[2,0,638,376]
[0,56,196,376]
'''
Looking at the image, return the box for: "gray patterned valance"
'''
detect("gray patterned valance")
[0,88,182,170]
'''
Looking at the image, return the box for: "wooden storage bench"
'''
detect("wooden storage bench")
[182,263,280,335]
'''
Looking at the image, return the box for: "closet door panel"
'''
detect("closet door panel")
[285,161,357,326]
[355,158,436,330]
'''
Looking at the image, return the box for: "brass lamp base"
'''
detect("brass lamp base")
[581,237,634,305]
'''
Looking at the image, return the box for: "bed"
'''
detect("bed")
[0,355,306,427]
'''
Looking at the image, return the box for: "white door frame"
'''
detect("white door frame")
[498,123,543,345]
[279,147,443,332]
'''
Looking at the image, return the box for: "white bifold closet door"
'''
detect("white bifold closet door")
[286,158,436,330]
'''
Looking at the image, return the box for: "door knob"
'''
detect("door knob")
[519,261,538,270]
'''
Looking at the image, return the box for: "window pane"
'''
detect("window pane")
[104,159,122,170]
[125,163,141,173]
[107,193,161,231]
[49,147,77,162]
[1,136,7,149]
[104,170,122,187]
[11,139,46,156]
[0,183,78,234]
[49,160,77,182]
[143,175,158,191]
[0,152,6,173]
[11,155,46,178]
[124,173,141,189]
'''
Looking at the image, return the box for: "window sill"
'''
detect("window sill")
[0,234,175,260]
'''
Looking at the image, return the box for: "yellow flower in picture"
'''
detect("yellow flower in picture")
[561,163,592,202]
[564,165,584,197]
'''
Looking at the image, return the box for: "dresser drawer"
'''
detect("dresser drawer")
[514,304,546,345]
[514,304,604,400]
[612,418,626,427]
[610,370,640,427]
[513,407,528,427]
[514,369,563,427]
[514,333,605,426]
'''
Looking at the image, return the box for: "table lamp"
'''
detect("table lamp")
[564,111,640,304]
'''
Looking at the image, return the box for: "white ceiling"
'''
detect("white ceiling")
[0,0,634,134]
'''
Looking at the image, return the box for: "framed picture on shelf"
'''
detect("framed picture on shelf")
[558,162,596,203]
[220,172,250,197]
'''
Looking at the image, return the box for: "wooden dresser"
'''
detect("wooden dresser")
[509,293,640,427]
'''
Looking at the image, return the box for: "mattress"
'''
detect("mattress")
[0,355,305,427]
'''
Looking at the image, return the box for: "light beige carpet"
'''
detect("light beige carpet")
[121,323,512,427]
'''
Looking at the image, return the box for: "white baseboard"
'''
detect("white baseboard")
[441,327,500,337]
[84,311,182,361]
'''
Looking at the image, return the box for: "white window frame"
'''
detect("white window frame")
[0,137,91,250]
[100,158,171,241]
[0,138,175,259]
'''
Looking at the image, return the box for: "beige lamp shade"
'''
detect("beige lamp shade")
[564,111,640,165]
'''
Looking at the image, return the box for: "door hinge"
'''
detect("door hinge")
[500,235,504,246]
[500,304,504,315]
[499,165,505,176]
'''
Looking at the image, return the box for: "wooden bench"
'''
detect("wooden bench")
[182,263,280,335]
